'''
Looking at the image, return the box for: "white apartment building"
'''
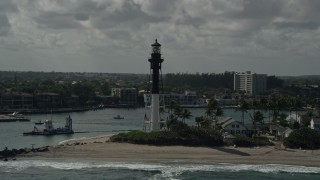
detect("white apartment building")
[234,71,267,96]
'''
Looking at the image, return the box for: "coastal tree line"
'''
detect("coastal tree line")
[1,71,319,108]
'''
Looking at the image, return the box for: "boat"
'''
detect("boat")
[114,115,124,119]
[8,112,24,118]
[34,120,44,125]
[23,115,74,136]
[0,112,30,122]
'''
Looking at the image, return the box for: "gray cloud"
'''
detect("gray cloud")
[0,0,18,13]
[1,0,320,76]
[35,11,83,29]
[0,0,19,36]
[0,13,10,36]
[274,21,319,30]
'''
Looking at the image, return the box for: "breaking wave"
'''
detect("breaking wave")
[1,160,320,177]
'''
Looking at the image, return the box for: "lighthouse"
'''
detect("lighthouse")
[148,39,164,131]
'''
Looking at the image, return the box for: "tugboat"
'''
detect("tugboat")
[23,115,74,135]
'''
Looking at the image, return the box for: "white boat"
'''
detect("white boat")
[113,115,124,119]
[8,112,24,118]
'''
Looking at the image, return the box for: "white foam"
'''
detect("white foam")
[57,137,88,145]
[1,160,320,177]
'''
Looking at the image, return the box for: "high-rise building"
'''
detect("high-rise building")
[234,71,267,96]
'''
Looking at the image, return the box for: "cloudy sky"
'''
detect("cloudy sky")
[1,0,320,76]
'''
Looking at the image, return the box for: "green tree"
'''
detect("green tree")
[236,99,250,124]
[215,107,224,119]
[180,109,192,123]
[250,111,264,135]
[205,99,218,119]
[284,128,320,149]
[195,116,203,128]
[101,82,111,95]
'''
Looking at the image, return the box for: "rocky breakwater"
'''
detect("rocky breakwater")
[0,146,49,161]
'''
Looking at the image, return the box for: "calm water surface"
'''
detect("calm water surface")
[0,108,272,149]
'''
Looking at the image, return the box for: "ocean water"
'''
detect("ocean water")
[2,108,316,179]
[1,160,320,180]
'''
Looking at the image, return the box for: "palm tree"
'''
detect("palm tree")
[250,111,264,135]
[236,99,249,124]
[180,109,192,123]
[168,100,178,119]
[205,99,219,129]
[215,107,224,120]
[205,99,218,119]
[293,97,303,121]
[195,116,204,128]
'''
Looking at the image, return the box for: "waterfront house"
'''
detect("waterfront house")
[218,117,248,136]
[283,128,293,138]
[269,125,292,140]
[310,118,320,131]
[286,111,308,124]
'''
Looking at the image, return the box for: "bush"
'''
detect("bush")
[110,127,224,147]
[225,135,273,147]
[283,128,320,149]
[232,135,254,147]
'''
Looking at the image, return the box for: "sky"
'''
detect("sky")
[0,0,320,76]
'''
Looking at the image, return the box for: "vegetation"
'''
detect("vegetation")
[110,126,224,147]
[224,135,272,147]
[235,99,250,124]
[111,102,224,147]
[0,71,148,107]
[284,128,320,149]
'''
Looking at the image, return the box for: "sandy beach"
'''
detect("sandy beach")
[20,135,320,167]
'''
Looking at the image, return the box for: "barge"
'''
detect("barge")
[23,115,74,135]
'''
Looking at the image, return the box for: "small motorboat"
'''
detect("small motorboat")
[34,120,44,125]
[113,115,124,119]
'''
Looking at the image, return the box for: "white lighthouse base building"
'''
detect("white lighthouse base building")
[151,94,160,131]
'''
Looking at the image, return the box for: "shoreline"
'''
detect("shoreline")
[17,135,320,167]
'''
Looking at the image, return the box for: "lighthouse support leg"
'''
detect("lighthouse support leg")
[151,94,160,131]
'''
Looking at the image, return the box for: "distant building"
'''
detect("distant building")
[143,90,206,107]
[64,94,80,107]
[234,71,267,96]
[214,93,237,106]
[310,118,320,131]
[0,92,33,109]
[36,93,62,109]
[111,88,137,106]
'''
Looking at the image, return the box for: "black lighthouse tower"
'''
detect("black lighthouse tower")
[148,39,164,131]
[148,39,164,94]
